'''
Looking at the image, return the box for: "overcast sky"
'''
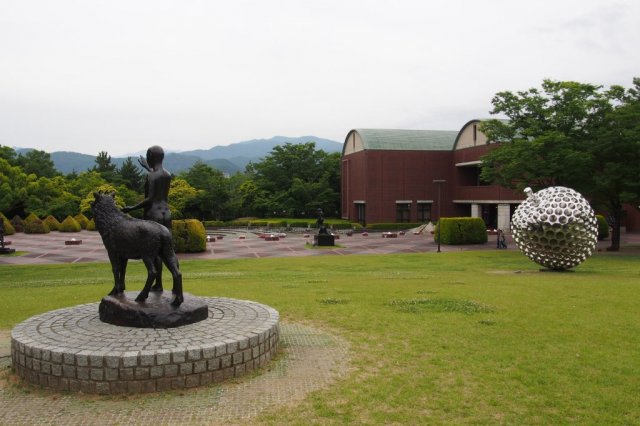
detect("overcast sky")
[1,0,638,156]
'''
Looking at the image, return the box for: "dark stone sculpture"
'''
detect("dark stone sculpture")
[91,191,184,307]
[315,208,335,246]
[123,145,172,292]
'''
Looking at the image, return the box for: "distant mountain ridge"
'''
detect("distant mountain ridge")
[35,135,342,175]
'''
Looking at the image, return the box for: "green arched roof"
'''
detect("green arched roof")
[346,129,458,153]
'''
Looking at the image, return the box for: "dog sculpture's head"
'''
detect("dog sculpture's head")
[90,191,117,214]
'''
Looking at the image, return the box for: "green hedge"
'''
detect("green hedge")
[172,219,206,253]
[1,214,16,235]
[24,218,50,234]
[203,220,224,227]
[367,222,425,231]
[595,214,609,240]
[44,215,61,231]
[59,216,82,232]
[74,213,90,230]
[24,213,40,224]
[288,220,311,228]
[434,217,488,245]
[11,215,24,233]
[0,213,16,235]
[86,219,97,231]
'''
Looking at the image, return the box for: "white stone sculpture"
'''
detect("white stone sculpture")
[511,186,598,270]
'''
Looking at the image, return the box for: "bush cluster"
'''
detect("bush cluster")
[44,215,61,231]
[1,214,16,235]
[10,215,24,233]
[74,213,90,230]
[595,215,609,240]
[172,219,206,253]
[367,222,425,231]
[59,216,82,232]
[203,220,225,228]
[24,218,50,234]
[434,217,488,245]
[287,220,311,228]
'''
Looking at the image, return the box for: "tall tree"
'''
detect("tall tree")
[0,158,31,217]
[16,149,59,178]
[246,142,340,217]
[0,145,17,164]
[179,161,230,220]
[92,151,118,183]
[589,78,640,250]
[118,157,144,192]
[480,78,640,251]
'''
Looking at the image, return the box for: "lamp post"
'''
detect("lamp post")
[433,179,446,253]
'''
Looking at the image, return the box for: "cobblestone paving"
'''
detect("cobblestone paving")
[12,297,280,394]
[0,322,350,425]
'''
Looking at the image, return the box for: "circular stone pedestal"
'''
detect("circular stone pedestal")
[11,297,279,394]
[99,291,208,328]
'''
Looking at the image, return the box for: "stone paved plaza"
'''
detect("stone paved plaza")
[0,228,508,265]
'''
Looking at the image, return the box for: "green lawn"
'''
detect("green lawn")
[1,250,638,424]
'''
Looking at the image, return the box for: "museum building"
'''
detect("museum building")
[340,120,525,230]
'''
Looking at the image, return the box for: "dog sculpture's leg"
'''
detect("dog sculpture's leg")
[150,256,163,292]
[135,257,157,302]
[167,256,183,307]
[119,258,128,292]
[108,252,121,296]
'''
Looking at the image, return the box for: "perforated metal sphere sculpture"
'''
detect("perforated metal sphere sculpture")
[511,186,598,270]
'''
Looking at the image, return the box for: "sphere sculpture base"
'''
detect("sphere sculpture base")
[99,291,208,328]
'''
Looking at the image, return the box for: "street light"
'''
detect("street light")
[433,179,446,253]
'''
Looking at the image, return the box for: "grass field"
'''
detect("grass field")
[1,250,638,424]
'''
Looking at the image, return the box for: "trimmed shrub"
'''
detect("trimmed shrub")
[1,214,16,235]
[226,218,256,227]
[172,219,206,253]
[11,215,24,233]
[596,214,609,240]
[24,213,40,224]
[329,222,357,230]
[24,218,50,234]
[351,223,363,231]
[59,216,82,232]
[204,220,225,228]
[434,217,488,245]
[86,219,97,231]
[267,220,287,228]
[44,215,61,231]
[288,220,311,228]
[368,222,425,231]
[74,213,90,230]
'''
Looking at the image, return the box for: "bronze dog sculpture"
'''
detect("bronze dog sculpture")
[91,192,183,306]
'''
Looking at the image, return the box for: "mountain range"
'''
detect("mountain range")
[32,136,343,175]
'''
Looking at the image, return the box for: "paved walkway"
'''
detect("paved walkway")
[1,229,637,266]
[0,229,508,265]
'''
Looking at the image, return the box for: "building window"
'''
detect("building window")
[417,203,432,223]
[396,203,411,223]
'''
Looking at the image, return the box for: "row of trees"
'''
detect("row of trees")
[0,142,341,223]
[480,78,640,251]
